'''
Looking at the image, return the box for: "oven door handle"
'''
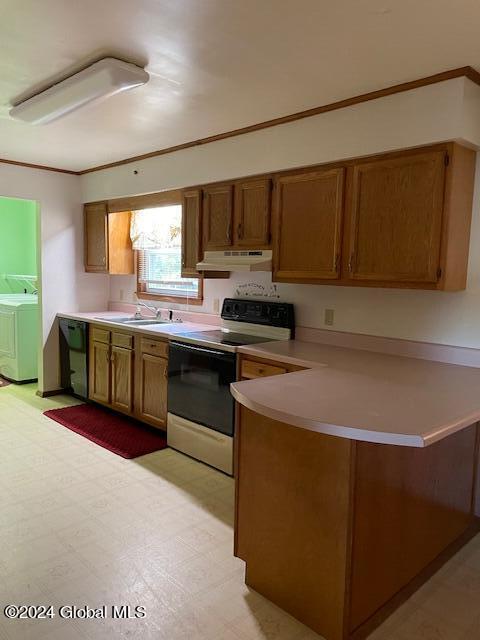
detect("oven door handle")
[170,341,234,359]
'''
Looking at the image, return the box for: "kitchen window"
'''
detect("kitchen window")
[132,204,202,303]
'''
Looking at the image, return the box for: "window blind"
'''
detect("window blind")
[134,204,199,299]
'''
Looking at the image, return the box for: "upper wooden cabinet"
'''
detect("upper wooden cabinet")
[84,202,108,272]
[181,189,202,278]
[345,150,446,285]
[234,178,271,247]
[273,168,345,282]
[84,203,134,275]
[202,184,234,250]
[199,178,272,252]
[272,143,476,291]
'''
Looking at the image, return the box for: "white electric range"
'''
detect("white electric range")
[167,298,295,474]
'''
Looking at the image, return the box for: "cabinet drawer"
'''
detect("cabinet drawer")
[91,326,110,344]
[241,359,287,379]
[140,337,168,358]
[112,332,133,349]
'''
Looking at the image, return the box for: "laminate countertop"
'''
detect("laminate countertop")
[57,311,219,339]
[231,340,480,447]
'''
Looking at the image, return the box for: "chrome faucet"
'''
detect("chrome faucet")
[134,301,163,319]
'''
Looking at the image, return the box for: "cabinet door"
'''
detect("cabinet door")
[346,151,446,284]
[203,184,234,250]
[181,189,202,277]
[234,178,271,247]
[108,211,134,275]
[111,346,133,414]
[136,353,168,429]
[273,168,345,282]
[84,202,108,273]
[89,340,111,404]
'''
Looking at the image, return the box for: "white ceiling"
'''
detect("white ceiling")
[2,0,480,172]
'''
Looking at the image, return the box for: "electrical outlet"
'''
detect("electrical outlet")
[324,308,335,326]
[213,298,220,313]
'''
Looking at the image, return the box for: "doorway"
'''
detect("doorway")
[0,196,40,387]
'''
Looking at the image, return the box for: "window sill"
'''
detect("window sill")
[136,291,203,305]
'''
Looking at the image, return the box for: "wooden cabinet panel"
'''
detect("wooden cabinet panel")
[89,339,111,404]
[203,184,234,250]
[84,203,108,273]
[111,346,133,414]
[112,332,133,349]
[349,425,477,631]
[346,150,446,284]
[273,168,345,282]
[135,352,168,429]
[84,205,133,275]
[91,327,110,344]
[240,359,287,380]
[139,337,169,358]
[236,407,353,640]
[234,178,271,247]
[108,211,134,275]
[182,189,202,277]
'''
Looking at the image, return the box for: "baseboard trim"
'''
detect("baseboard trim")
[36,388,64,398]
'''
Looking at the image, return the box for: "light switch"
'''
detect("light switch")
[324,308,334,326]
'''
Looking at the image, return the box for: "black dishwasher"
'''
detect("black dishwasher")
[59,318,88,400]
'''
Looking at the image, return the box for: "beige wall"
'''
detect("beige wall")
[81,77,480,202]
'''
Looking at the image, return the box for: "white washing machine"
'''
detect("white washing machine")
[0,297,39,382]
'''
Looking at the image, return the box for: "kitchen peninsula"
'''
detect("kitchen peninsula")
[231,341,480,640]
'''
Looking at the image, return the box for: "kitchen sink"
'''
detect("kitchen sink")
[96,316,170,327]
[94,316,181,326]
[94,316,134,323]
[123,319,172,326]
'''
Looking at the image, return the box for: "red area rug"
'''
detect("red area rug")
[43,403,167,459]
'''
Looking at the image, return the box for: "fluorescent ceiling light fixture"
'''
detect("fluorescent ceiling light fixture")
[9,57,149,125]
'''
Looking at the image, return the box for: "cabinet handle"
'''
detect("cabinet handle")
[226,221,232,243]
[105,350,110,362]
[237,222,243,239]
[348,253,355,272]
[102,257,106,265]
[335,254,340,272]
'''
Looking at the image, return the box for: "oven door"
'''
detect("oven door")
[168,341,236,436]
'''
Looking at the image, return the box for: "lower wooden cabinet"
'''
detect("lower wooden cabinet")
[135,350,168,429]
[88,325,168,429]
[89,338,111,404]
[111,346,134,414]
[238,355,305,381]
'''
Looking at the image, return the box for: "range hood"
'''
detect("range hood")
[196,250,272,272]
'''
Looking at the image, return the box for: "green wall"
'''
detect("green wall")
[0,197,37,293]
